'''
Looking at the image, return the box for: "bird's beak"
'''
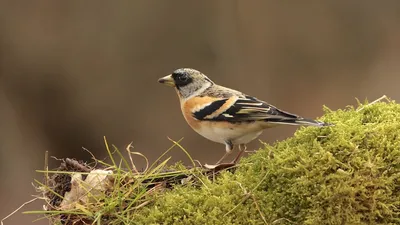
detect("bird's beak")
[158,74,175,87]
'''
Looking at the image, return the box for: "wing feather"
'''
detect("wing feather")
[191,86,328,126]
[193,95,300,123]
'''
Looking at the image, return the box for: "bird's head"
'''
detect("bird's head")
[158,68,214,99]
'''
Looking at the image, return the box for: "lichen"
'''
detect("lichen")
[133,100,400,225]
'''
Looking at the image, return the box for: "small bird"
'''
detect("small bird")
[158,68,329,165]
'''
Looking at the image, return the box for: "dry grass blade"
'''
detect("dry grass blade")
[126,142,139,173]
[1,198,39,225]
[167,137,196,168]
[356,95,390,111]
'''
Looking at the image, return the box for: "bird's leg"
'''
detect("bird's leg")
[216,140,234,164]
[232,144,247,164]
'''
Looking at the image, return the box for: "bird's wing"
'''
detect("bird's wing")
[223,96,304,123]
[192,95,299,123]
[190,94,328,126]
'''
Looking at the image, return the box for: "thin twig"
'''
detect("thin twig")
[82,147,98,168]
[65,158,91,172]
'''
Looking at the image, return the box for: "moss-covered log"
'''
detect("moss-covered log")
[34,99,399,225]
[133,100,399,224]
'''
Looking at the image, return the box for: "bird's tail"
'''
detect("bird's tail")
[292,118,331,127]
[265,117,331,127]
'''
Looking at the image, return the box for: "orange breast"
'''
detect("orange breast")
[181,96,216,130]
[181,96,240,130]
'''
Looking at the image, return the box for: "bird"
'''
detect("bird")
[158,68,330,165]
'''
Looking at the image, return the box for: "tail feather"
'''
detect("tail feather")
[264,107,332,127]
[265,117,331,127]
[293,118,331,127]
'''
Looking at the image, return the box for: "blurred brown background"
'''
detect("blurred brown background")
[1,1,400,224]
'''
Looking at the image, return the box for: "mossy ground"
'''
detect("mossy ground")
[23,98,399,225]
[133,99,399,225]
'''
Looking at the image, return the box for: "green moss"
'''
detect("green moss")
[133,100,400,225]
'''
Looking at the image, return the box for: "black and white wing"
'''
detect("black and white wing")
[193,95,327,126]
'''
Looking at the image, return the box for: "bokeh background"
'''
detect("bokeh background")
[1,1,400,224]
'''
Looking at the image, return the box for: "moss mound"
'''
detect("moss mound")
[134,100,400,225]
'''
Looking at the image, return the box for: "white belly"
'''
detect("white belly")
[193,122,264,145]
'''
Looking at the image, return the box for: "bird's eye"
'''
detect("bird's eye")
[172,71,191,86]
[178,75,188,82]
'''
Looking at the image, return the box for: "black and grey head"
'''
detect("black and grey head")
[158,68,214,99]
